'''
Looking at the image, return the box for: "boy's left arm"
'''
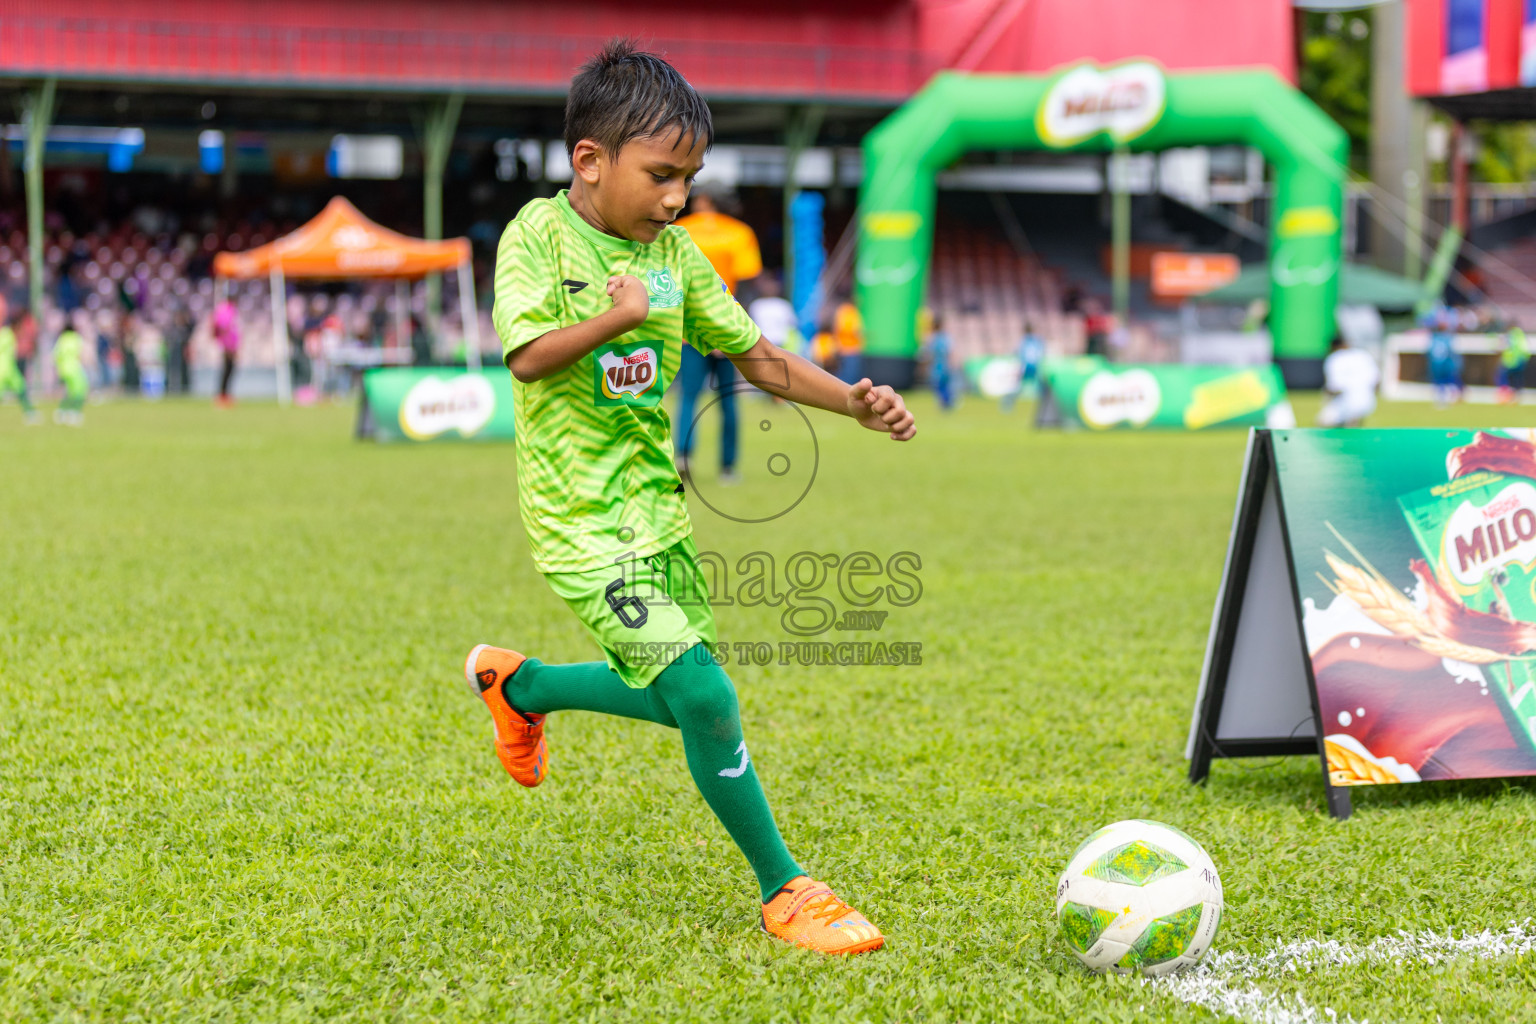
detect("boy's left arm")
[726,336,916,441]
[674,232,911,440]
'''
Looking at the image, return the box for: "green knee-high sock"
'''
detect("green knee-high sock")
[651,650,804,901]
[504,658,675,726]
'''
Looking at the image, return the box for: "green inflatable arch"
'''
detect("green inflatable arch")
[856,65,1347,387]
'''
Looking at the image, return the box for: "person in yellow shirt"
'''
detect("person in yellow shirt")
[832,292,864,384]
[810,329,836,372]
[673,186,762,484]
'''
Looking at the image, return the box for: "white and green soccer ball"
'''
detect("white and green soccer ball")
[1055,819,1223,977]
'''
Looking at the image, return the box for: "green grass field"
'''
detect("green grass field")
[3,392,1536,1023]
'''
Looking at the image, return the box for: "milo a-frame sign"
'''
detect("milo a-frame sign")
[1190,429,1536,820]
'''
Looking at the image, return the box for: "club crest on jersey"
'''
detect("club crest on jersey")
[646,266,684,309]
[595,344,663,405]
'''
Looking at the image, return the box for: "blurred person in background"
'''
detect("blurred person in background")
[1084,299,1110,358]
[12,307,37,396]
[746,272,800,357]
[301,310,343,404]
[1001,326,1045,414]
[120,313,142,394]
[673,185,762,483]
[0,297,39,423]
[811,319,836,374]
[134,315,166,399]
[293,296,325,400]
[91,316,113,390]
[164,306,194,394]
[1001,325,1047,412]
[54,314,89,426]
[1498,324,1529,404]
[1019,325,1045,395]
[1317,335,1379,428]
[924,314,954,411]
[411,313,434,366]
[831,291,864,384]
[1427,309,1462,407]
[57,241,88,313]
[213,296,240,407]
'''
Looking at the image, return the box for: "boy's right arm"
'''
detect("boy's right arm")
[505,275,649,383]
[493,218,651,383]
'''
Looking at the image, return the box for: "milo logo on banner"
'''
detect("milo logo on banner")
[595,344,663,406]
[1036,61,1166,148]
[1078,369,1161,429]
[399,373,495,440]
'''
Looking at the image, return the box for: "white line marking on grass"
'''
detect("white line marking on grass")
[1154,974,1358,1024]
[1209,918,1536,977]
[1147,919,1536,1024]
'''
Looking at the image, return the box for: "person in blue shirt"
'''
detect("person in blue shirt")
[925,315,954,410]
[1427,310,1462,407]
[1019,329,1044,392]
[1001,328,1045,413]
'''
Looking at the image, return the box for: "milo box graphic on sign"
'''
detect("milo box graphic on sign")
[1399,472,1536,619]
[594,343,663,407]
[1398,470,1536,754]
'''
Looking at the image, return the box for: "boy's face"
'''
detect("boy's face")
[571,128,708,244]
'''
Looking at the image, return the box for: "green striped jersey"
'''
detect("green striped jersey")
[54,330,84,373]
[493,190,761,573]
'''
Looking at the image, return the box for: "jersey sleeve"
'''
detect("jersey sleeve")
[678,232,761,356]
[492,217,563,365]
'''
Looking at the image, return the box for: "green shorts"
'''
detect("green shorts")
[543,534,719,688]
[59,368,87,399]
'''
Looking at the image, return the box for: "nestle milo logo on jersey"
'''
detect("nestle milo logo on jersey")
[646,267,683,309]
[595,343,663,406]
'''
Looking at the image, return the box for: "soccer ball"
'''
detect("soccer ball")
[1055,819,1223,977]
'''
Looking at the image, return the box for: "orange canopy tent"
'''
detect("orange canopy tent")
[213,197,481,402]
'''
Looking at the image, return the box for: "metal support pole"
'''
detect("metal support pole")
[1450,121,1471,234]
[782,104,825,292]
[270,264,291,405]
[1370,0,1422,275]
[1111,144,1131,329]
[420,92,464,346]
[22,78,55,329]
[457,257,481,370]
[1404,169,1423,282]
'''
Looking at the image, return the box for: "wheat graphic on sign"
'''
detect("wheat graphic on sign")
[1317,522,1507,665]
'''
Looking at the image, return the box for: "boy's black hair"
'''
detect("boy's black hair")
[565,39,714,158]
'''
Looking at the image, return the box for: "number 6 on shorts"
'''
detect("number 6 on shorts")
[605,578,648,628]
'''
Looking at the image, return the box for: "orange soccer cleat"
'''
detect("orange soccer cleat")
[761,877,884,955]
[462,644,548,787]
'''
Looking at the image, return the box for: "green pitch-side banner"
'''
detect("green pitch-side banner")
[1036,360,1291,431]
[1190,429,1536,820]
[357,367,516,443]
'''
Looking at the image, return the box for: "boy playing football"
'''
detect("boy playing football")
[464,40,915,955]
